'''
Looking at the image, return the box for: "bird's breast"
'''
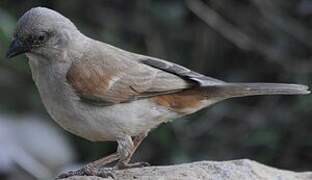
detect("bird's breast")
[28,59,104,140]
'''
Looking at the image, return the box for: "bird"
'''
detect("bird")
[6,7,310,179]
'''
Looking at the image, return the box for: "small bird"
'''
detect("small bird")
[6,7,310,178]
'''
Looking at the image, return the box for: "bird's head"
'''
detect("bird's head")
[6,7,80,60]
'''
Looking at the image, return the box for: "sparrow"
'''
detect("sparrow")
[6,7,310,178]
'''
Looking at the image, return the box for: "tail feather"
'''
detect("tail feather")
[209,83,310,99]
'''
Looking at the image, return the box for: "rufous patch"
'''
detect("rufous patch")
[66,63,114,97]
[152,89,205,113]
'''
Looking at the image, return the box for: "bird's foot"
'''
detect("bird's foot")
[56,165,115,179]
[97,167,115,178]
[116,161,150,169]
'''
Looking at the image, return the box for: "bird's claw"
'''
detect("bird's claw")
[97,167,116,179]
[116,161,150,169]
[56,166,115,179]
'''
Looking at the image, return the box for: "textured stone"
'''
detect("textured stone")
[61,159,312,180]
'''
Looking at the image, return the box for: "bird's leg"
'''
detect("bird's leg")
[56,132,148,179]
[115,132,149,169]
[56,152,120,179]
[88,153,120,168]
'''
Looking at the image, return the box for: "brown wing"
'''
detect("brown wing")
[66,57,196,105]
[66,41,226,106]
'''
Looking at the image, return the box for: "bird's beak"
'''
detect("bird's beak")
[6,38,30,58]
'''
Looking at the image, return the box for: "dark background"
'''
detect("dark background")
[0,0,311,179]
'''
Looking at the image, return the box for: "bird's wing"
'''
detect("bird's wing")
[66,51,224,105]
[139,57,224,86]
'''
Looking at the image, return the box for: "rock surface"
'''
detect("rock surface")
[61,159,312,180]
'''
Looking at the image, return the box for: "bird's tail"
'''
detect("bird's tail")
[208,83,310,99]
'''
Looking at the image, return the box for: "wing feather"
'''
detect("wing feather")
[67,57,195,105]
[140,58,224,86]
[66,45,224,105]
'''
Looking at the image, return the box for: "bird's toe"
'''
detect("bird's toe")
[55,165,97,179]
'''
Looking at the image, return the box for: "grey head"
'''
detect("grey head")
[6,7,80,60]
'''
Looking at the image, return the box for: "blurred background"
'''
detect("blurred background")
[0,0,312,179]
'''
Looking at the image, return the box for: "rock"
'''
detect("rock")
[61,159,312,180]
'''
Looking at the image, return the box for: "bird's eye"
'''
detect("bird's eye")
[36,32,48,43]
[38,35,45,41]
[33,32,49,44]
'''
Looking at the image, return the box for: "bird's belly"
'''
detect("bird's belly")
[88,99,180,139]
[40,93,109,141]
[42,92,179,141]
